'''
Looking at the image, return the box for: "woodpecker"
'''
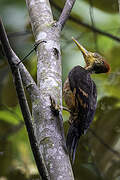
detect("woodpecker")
[63,38,110,163]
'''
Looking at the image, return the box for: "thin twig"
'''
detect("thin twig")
[89,0,98,51]
[51,1,120,42]
[17,46,36,65]
[87,140,103,178]
[0,17,39,102]
[89,128,120,158]
[69,16,120,42]
[118,0,120,13]
[17,40,47,65]
[57,0,76,31]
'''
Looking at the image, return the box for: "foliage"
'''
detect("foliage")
[0,0,120,179]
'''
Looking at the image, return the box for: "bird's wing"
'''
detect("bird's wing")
[85,81,97,133]
[68,66,97,133]
[67,66,97,163]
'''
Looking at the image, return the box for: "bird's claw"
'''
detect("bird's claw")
[50,96,71,116]
[50,96,60,116]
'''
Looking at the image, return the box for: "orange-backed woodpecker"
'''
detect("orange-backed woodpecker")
[63,38,110,163]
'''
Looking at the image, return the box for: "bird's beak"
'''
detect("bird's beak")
[72,37,95,68]
[72,37,89,57]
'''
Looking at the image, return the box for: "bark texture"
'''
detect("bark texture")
[26,0,74,179]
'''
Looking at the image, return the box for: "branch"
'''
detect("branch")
[0,18,49,179]
[51,1,120,42]
[89,128,120,158]
[89,0,98,51]
[57,0,76,31]
[69,16,120,42]
[118,0,120,13]
[13,68,49,180]
[0,17,39,102]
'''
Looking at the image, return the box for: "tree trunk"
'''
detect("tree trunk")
[26,0,74,179]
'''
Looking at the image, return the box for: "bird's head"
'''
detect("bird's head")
[72,37,110,74]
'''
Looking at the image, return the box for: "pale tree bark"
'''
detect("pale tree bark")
[25,0,76,179]
[0,0,76,179]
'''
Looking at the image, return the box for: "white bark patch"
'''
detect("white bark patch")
[29,0,35,6]
[41,77,59,90]
[49,163,54,173]
[57,176,63,180]
[68,1,72,6]
[46,40,58,50]
[56,155,62,160]
[58,146,64,155]
[48,148,57,156]
[36,32,47,41]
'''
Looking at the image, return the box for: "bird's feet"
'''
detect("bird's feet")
[50,96,60,116]
[50,96,71,115]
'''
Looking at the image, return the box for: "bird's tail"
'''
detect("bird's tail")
[66,123,81,164]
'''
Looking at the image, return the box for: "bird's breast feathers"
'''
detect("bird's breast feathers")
[63,66,97,128]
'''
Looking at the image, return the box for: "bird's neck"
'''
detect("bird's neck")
[85,67,94,74]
